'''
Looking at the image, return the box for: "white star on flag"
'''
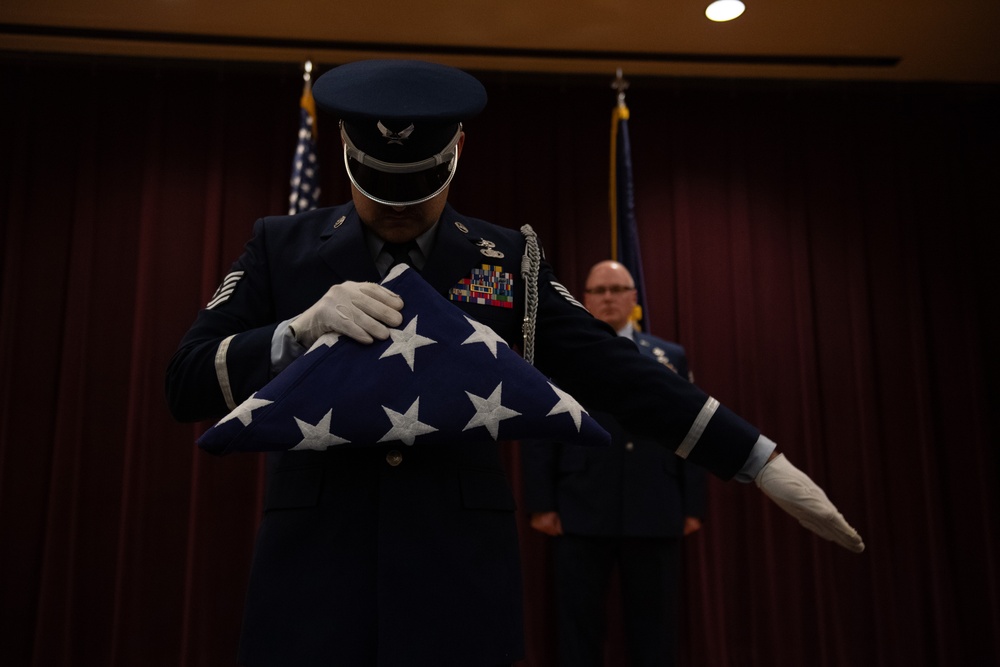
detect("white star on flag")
[463,382,521,440]
[461,316,509,358]
[378,397,438,445]
[379,315,437,371]
[307,332,341,353]
[545,382,589,432]
[292,409,350,450]
[218,393,273,426]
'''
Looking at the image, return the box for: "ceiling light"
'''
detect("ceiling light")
[706,0,745,22]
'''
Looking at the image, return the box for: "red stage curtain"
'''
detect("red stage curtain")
[1,55,997,666]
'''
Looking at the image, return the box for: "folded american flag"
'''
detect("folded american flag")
[198,265,609,454]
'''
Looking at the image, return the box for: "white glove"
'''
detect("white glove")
[289,281,404,347]
[755,454,865,553]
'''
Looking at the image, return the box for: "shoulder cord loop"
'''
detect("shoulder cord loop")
[520,224,541,366]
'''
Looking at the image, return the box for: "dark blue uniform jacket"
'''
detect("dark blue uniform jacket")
[165,202,757,666]
[522,334,707,537]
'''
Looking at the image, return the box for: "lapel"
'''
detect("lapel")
[633,331,651,358]
[317,204,382,283]
[420,204,487,295]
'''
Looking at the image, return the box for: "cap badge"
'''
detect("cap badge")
[377,121,415,145]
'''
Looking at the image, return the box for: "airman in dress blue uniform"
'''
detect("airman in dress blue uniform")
[523,260,707,667]
[165,59,864,667]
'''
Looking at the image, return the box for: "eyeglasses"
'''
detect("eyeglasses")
[584,285,636,296]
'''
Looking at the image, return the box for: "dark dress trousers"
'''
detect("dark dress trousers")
[165,202,758,666]
[522,334,706,667]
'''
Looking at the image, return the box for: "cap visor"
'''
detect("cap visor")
[346,155,456,206]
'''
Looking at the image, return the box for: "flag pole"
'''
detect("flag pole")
[609,68,649,331]
[301,60,315,139]
[609,68,629,262]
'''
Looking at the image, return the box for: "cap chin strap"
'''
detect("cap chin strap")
[341,123,462,207]
[342,124,462,174]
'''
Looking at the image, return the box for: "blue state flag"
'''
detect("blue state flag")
[611,99,650,331]
[197,266,610,454]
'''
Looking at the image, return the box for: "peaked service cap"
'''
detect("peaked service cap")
[313,59,488,206]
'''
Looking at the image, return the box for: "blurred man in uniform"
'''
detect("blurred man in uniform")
[524,260,705,666]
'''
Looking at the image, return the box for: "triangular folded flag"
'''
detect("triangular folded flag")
[197,265,610,454]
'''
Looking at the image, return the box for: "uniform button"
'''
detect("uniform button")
[625,441,635,452]
[386,450,403,467]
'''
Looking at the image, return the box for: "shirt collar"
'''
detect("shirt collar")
[616,322,635,339]
[365,221,439,275]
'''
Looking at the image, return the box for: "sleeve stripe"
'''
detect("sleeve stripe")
[205,271,245,309]
[215,335,238,411]
[206,288,237,310]
[676,396,719,459]
[550,280,586,310]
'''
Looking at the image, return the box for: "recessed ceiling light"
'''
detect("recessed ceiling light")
[706,0,746,22]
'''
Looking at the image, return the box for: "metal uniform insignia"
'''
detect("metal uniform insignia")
[377,121,415,145]
[454,221,469,234]
[469,237,505,259]
[652,347,678,373]
[206,271,244,309]
[450,264,515,309]
[333,215,346,228]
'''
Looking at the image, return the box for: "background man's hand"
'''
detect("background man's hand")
[530,511,564,536]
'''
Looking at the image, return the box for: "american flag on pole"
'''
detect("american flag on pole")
[197,265,610,455]
[288,61,320,214]
[610,70,650,331]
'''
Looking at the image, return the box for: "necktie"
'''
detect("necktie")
[383,241,420,273]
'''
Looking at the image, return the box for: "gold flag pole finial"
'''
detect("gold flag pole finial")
[611,68,629,108]
[299,60,317,140]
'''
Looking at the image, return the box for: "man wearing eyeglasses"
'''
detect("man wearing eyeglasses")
[523,260,706,667]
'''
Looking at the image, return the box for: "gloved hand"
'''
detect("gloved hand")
[289,281,404,347]
[755,453,865,553]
